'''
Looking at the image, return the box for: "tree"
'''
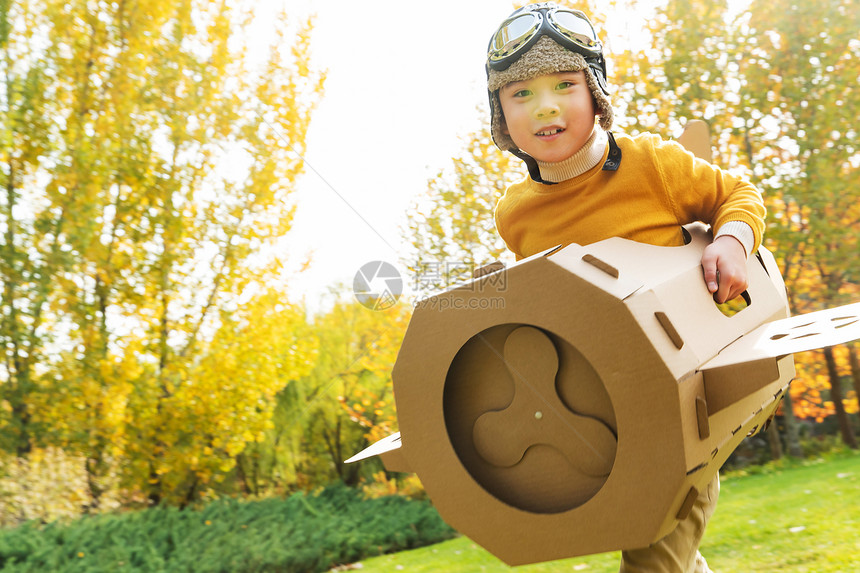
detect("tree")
[1,0,56,456]
[1,0,326,505]
[739,0,860,448]
[402,120,521,295]
[612,0,738,149]
[282,299,411,488]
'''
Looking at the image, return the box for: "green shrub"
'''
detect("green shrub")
[0,484,456,572]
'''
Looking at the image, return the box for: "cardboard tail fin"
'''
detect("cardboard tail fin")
[676,119,713,162]
[344,431,412,473]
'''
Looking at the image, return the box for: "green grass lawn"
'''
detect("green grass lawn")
[355,451,860,572]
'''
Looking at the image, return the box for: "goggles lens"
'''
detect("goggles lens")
[489,13,541,60]
[549,10,600,49]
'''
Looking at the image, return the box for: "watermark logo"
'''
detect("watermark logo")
[410,259,508,312]
[412,260,507,294]
[415,295,506,312]
[353,261,403,311]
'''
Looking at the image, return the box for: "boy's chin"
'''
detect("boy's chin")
[527,147,578,164]
[522,134,593,164]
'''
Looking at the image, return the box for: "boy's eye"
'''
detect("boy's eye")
[556,81,576,90]
[513,89,532,97]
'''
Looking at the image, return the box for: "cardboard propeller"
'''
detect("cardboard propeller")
[345,122,860,565]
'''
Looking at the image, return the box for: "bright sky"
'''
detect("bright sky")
[261,0,650,311]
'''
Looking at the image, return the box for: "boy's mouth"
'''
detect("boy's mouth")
[536,127,564,137]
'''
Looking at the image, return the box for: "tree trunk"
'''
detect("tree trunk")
[180,474,199,510]
[780,387,804,458]
[848,344,860,420]
[823,347,858,449]
[766,422,783,460]
[148,462,162,506]
[84,455,104,512]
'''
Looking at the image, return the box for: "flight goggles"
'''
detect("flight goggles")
[487,3,603,72]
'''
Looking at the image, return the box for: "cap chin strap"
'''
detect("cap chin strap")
[510,148,546,183]
[602,132,622,171]
[511,132,622,184]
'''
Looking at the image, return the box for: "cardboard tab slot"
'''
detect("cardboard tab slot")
[695,396,710,439]
[581,254,619,278]
[676,487,699,520]
[655,311,684,349]
[686,461,708,476]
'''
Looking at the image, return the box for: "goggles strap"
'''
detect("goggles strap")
[589,60,610,96]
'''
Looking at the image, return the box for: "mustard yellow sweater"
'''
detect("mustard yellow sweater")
[494,132,766,260]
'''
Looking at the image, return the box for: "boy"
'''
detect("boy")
[486,3,766,572]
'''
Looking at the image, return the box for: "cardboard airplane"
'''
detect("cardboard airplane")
[346,122,860,566]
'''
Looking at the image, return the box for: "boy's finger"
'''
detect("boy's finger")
[715,280,733,304]
[717,277,748,304]
[703,264,719,293]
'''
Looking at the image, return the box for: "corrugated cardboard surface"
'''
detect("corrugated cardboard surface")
[350,226,858,565]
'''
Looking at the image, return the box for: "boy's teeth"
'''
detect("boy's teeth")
[538,128,562,136]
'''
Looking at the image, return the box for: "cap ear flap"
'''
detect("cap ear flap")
[490,90,515,151]
[582,65,614,131]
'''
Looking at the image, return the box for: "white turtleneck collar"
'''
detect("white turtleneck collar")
[535,127,608,183]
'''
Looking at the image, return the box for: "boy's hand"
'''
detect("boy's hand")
[701,235,748,304]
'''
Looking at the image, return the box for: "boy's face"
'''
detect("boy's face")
[499,70,597,163]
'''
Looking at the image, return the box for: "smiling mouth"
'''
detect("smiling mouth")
[536,128,564,136]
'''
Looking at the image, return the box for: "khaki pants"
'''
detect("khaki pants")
[619,474,720,573]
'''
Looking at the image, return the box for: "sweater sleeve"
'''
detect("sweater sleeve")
[494,195,525,260]
[715,220,755,258]
[655,137,766,253]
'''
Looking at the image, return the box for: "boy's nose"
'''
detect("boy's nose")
[535,99,560,119]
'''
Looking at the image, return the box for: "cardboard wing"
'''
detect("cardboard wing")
[701,304,860,415]
[345,227,860,566]
[704,304,860,367]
